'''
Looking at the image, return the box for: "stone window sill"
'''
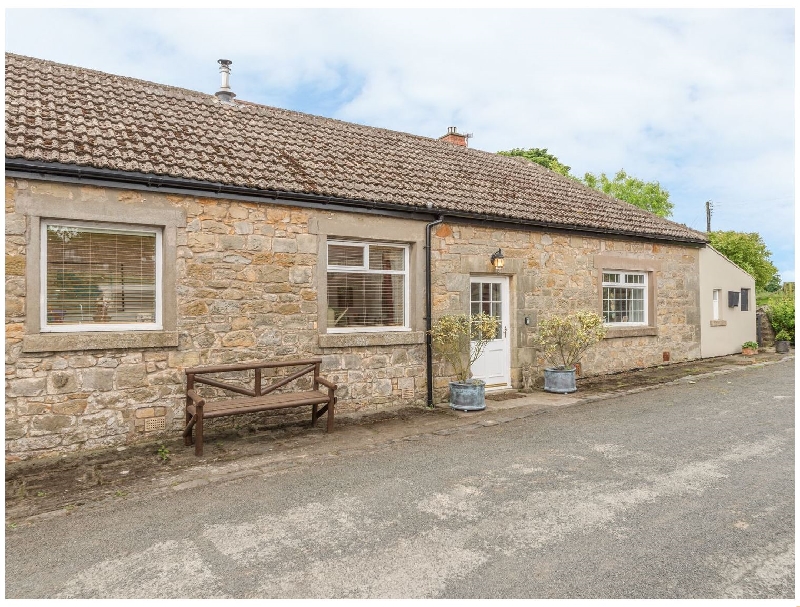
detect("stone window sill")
[603,326,658,339]
[22,331,179,353]
[709,320,727,327]
[319,331,425,349]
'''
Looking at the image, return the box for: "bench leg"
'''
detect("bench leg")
[195,411,204,457]
[311,403,318,426]
[326,398,335,433]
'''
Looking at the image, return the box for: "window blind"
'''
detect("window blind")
[45,224,157,326]
[327,241,407,329]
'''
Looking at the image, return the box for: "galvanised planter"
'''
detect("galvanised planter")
[449,381,486,411]
[775,340,790,354]
[543,367,577,394]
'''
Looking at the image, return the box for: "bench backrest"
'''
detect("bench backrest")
[186,359,322,398]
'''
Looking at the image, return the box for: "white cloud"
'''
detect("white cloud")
[5,8,795,279]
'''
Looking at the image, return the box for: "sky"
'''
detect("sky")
[4,8,796,282]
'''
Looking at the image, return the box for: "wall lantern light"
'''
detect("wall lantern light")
[490,248,505,272]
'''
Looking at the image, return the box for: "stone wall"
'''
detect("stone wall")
[6,178,702,460]
[429,222,701,401]
[5,178,425,461]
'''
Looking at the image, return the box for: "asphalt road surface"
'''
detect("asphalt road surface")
[5,360,794,599]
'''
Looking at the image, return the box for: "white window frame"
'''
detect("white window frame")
[40,219,163,333]
[712,289,721,320]
[326,239,410,333]
[602,270,648,326]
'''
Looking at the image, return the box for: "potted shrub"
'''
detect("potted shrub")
[430,313,499,410]
[534,310,606,393]
[774,330,791,354]
[741,341,759,356]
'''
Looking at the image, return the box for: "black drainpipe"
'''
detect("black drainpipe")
[425,215,445,408]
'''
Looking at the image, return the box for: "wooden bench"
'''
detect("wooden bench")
[184,358,337,456]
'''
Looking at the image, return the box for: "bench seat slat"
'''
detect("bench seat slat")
[187,390,330,418]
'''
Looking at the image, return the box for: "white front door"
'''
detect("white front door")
[469,276,511,389]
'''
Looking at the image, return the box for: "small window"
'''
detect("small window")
[740,288,750,312]
[326,240,409,332]
[41,221,162,332]
[602,271,647,325]
[712,289,721,320]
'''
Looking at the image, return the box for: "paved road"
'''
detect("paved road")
[5,360,794,598]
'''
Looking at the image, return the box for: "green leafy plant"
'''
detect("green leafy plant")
[157,444,170,462]
[534,310,607,370]
[768,297,795,342]
[774,330,792,342]
[742,341,759,350]
[583,169,673,218]
[430,313,500,382]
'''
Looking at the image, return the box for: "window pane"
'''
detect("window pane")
[368,246,404,271]
[625,274,644,284]
[603,285,645,324]
[46,225,157,326]
[327,272,404,327]
[491,283,500,301]
[603,273,619,284]
[471,283,479,301]
[328,244,364,267]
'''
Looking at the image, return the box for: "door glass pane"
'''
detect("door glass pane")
[470,280,504,340]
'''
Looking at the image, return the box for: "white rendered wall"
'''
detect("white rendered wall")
[699,246,757,357]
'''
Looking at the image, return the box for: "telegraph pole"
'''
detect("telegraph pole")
[706,200,713,232]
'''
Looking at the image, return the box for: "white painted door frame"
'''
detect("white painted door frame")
[469,275,511,389]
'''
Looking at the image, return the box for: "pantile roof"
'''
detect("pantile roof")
[5,53,706,243]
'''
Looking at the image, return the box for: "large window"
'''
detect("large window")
[602,271,647,325]
[41,221,162,331]
[326,240,408,331]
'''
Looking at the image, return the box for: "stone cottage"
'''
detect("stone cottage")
[5,53,709,460]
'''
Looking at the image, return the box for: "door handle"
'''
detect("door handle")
[504,326,507,338]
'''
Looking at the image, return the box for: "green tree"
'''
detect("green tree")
[582,169,674,218]
[708,230,779,291]
[764,273,783,292]
[497,148,573,177]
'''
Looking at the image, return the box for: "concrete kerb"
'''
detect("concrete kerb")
[9,353,794,525]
